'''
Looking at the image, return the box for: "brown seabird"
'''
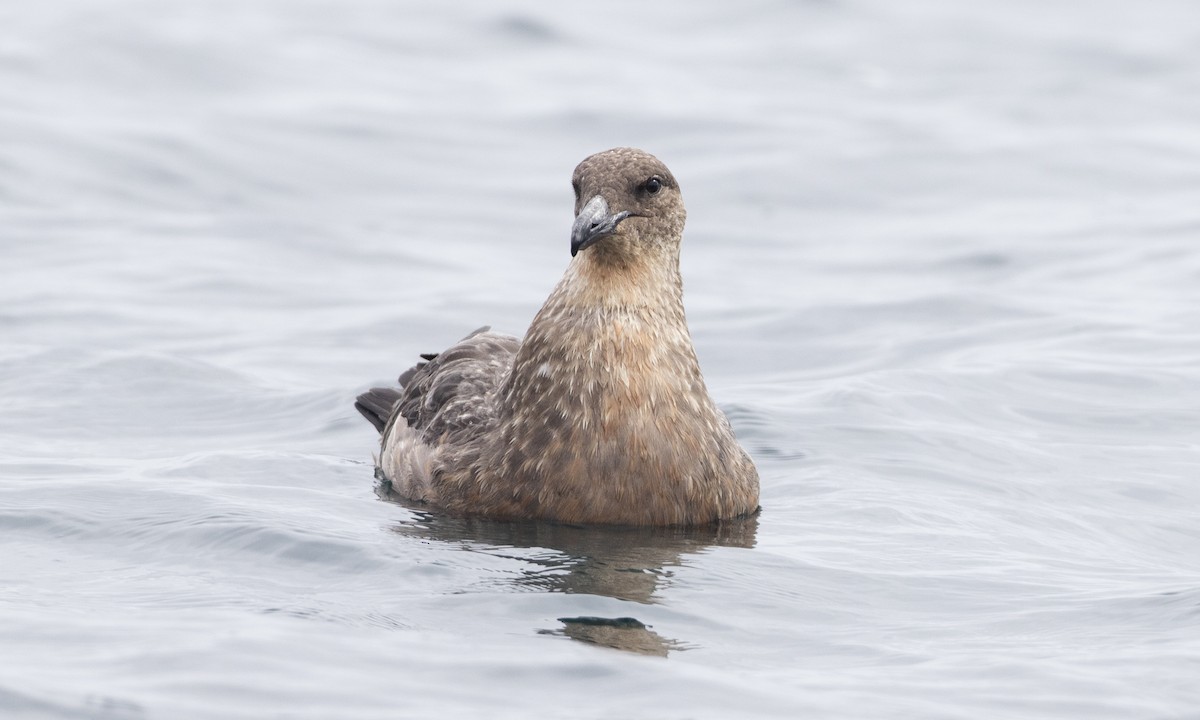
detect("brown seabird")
[355,147,760,526]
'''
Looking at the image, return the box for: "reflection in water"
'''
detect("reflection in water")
[379,483,758,655]
[548,617,684,657]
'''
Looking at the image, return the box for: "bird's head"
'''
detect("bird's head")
[569,148,686,260]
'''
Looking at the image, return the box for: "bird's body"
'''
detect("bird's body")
[355,148,759,526]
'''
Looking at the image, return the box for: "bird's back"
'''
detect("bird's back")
[356,327,520,501]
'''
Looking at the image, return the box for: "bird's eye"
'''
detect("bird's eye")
[641,177,662,195]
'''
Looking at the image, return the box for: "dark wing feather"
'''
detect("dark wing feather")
[354,388,403,433]
[359,326,520,443]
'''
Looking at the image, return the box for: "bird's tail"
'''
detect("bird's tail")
[354,388,403,434]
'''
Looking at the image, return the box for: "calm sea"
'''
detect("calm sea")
[2,1,1199,718]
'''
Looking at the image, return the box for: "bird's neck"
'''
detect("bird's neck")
[498,247,702,416]
[558,243,683,310]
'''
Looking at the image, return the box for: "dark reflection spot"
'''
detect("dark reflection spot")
[543,616,686,657]
[558,615,646,629]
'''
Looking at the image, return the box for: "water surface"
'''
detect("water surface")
[2,1,1199,718]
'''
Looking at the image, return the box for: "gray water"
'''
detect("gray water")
[3,1,1200,718]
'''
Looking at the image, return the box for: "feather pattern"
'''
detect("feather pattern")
[355,148,759,525]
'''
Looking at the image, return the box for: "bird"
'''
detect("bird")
[355,147,759,526]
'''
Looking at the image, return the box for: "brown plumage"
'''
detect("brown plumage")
[355,147,759,526]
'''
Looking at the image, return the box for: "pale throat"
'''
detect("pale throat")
[521,257,696,396]
[559,237,683,311]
